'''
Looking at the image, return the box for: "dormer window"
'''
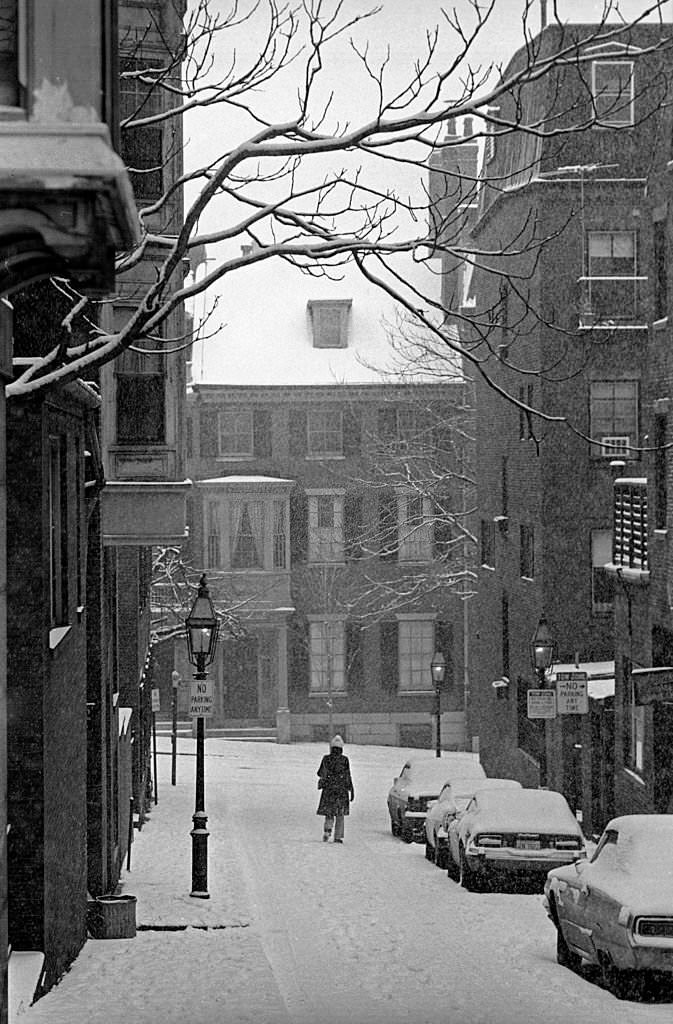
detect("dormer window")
[592,60,634,127]
[308,299,351,349]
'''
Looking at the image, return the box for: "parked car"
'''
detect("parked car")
[387,758,454,843]
[446,787,585,891]
[545,814,673,998]
[424,777,521,869]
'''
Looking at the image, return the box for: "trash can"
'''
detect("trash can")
[87,894,137,939]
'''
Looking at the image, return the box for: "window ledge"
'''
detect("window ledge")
[305,454,345,461]
[520,575,535,582]
[398,689,436,696]
[654,529,668,538]
[578,324,648,332]
[49,625,72,651]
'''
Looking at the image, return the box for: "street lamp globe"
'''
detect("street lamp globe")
[185,575,219,667]
[430,651,446,688]
[530,615,555,673]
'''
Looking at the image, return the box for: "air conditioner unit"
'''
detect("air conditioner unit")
[600,435,630,457]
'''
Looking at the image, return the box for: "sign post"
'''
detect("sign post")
[151,687,160,805]
[556,672,588,715]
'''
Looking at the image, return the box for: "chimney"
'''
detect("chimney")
[540,0,547,29]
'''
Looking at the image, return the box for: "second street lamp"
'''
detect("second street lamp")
[430,651,446,758]
[185,575,219,899]
[530,615,555,787]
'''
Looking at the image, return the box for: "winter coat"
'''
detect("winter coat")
[316,750,354,817]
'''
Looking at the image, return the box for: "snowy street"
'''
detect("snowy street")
[16,739,673,1024]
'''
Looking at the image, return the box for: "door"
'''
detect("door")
[222,637,259,720]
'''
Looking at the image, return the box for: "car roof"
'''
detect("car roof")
[604,814,673,835]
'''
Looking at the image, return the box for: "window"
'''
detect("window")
[206,501,221,568]
[520,524,534,579]
[218,409,253,458]
[119,57,164,199]
[622,657,645,774]
[308,492,344,562]
[480,519,495,568]
[584,231,639,323]
[0,0,20,106]
[307,300,351,348]
[49,435,68,626]
[115,318,166,444]
[310,620,346,692]
[398,618,435,692]
[230,501,264,569]
[590,380,638,457]
[592,60,634,126]
[591,530,614,613]
[307,408,343,457]
[273,500,287,569]
[654,415,668,530]
[654,220,668,321]
[398,494,432,562]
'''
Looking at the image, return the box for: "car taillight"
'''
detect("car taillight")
[476,834,502,848]
[554,836,582,851]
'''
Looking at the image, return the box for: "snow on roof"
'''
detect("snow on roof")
[190,257,458,388]
[474,788,581,834]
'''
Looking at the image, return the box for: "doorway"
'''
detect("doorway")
[221,637,259,720]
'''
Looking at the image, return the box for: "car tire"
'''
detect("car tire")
[434,843,446,870]
[446,850,459,881]
[402,822,413,843]
[555,924,582,973]
[390,816,399,837]
[459,845,480,891]
[425,840,434,861]
[601,960,642,1001]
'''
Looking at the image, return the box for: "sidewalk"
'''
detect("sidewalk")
[13,737,290,1024]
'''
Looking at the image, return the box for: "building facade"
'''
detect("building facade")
[183,262,471,749]
[460,23,670,835]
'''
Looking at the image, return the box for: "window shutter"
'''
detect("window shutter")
[433,500,453,559]
[200,408,218,457]
[380,621,399,691]
[253,408,272,458]
[378,489,398,561]
[289,409,307,456]
[288,615,310,695]
[346,621,364,693]
[290,488,308,564]
[378,406,397,439]
[343,408,361,456]
[434,620,454,692]
[344,493,363,560]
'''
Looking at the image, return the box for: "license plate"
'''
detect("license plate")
[518,839,540,850]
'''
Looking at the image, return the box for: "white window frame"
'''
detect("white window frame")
[309,618,346,693]
[307,408,343,458]
[308,490,344,563]
[218,409,253,458]
[591,60,634,127]
[397,494,432,562]
[590,380,638,458]
[583,230,640,325]
[398,616,436,693]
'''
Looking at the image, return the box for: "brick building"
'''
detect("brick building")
[183,260,471,749]
[457,23,671,834]
[605,52,673,820]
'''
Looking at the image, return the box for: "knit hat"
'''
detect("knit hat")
[330,734,344,749]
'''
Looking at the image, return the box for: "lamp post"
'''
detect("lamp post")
[530,614,555,787]
[431,651,446,758]
[185,575,219,899]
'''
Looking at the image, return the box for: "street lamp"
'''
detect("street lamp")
[185,575,219,899]
[530,615,555,787]
[430,651,446,758]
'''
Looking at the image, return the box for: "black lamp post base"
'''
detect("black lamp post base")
[190,810,210,899]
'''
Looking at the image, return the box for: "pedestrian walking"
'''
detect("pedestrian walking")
[316,735,355,843]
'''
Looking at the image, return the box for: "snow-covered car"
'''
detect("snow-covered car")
[424,777,521,869]
[387,758,453,843]
[545,814,673,998]
[446,787,585,891]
